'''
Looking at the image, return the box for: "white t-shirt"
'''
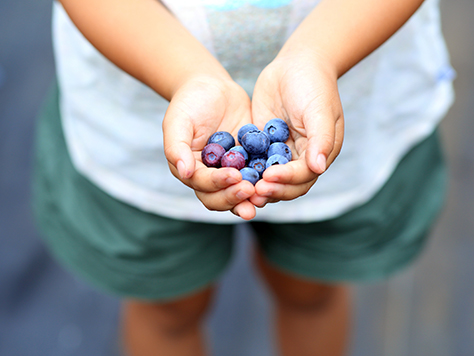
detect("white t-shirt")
[52,0,455,223]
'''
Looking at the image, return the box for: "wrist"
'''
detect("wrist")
[274,46,339,80]
[147,57,232,101]
[275,0,424,78]
[169,71,236,101]
[173,69,233,100]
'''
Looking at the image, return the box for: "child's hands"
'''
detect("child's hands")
[163,75,257,220]
[246,0,423,209]
[163,53,344,218]
[250,51,345,207]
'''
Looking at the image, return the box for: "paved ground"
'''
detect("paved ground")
[1,0,473,355]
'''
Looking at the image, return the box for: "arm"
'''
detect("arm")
[58,0,228,100]
[59,0,257,219]
[281,0,425,78]
[250,0,424,207]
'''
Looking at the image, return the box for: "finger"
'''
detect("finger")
[250,196,281,207]
[299,91,344,175]
[249,194,268,208]
[231,200,257,220]
[326,116,344,167]
[163,107,196,179]
[254,179,316,202]
[305,111,344,175]
[195,180,255,211]
[169,163,243,192]
[261,153,319,185]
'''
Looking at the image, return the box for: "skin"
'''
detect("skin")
[59,0,258,220]
[57,1,426,355]
[58,0,424,219]
[251,53,344,207]
[251,0,425,207]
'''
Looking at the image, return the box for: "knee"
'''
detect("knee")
[123,286,215,337]
[256,251,349,313]
[274,282,348,314]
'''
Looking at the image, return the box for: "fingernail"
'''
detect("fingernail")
[266,176,279,183]
[236,191,250,200]
[226,176,239,185]
[316,154,326,173]
[177,160,187,179]
[260,190,272,197]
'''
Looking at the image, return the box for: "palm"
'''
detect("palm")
[250,56,344,204]
[168,77,252,155]
[163,76,257,220]
[253,56,344,169]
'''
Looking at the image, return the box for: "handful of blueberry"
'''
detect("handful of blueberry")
[201,118,292,185]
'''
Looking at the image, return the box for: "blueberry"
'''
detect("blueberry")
[268,142,292,162]
[266,154,289,169]
[248,157,267,178]
[264,118,289,143]
[240,167,260,185]
[208,131,235,151]
[249,152,267,161]
[237,124,258,145]
[229,146,249,162]
[241,130,270,156]
[221,150,246,170]
[201,143,226,167]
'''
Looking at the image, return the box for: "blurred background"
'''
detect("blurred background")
[0,0,473,355]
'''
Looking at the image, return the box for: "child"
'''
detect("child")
[33,0,454,355]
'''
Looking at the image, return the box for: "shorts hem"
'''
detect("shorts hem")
[34,208,233,301]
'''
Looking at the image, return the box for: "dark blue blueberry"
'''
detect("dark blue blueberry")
[237,124,258,145]
[240,167,260,185]
[268,142,292,162]
[229,146,249,162]
[207,131,235,151]
[201,143,226,167]
[264,118,290,143]
[248,157,267,178]
[221,150,246,170]
[241,130,270,156]
[266,154,289,169]
[249,152,268,162]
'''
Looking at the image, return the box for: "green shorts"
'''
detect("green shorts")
[32,84,448,301]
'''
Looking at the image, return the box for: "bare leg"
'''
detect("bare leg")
[256,250,352,356]
[121,286,215,356]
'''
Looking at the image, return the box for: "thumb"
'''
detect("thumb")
[303,101,344,175]
[165,142,196,180]
[163,107,196,180]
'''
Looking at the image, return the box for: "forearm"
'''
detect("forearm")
[58,0,230,100]
[278,0,425,77]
